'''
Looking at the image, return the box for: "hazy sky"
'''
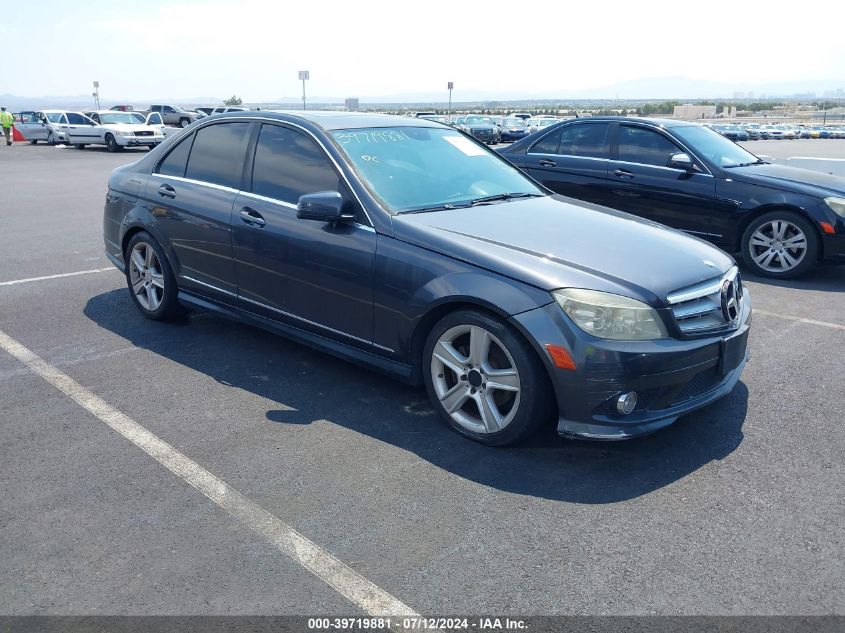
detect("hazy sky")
[1,0,843,101]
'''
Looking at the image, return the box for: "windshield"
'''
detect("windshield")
[99,113,140,124]
[502,118,525,127]
[465,116,492,125]
[332,127,543,213]
[672,124,761,168]
[45,112,63,123]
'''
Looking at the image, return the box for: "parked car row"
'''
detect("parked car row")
[451,115,564,144]
[710,122,845,140]
[13,109,166,150]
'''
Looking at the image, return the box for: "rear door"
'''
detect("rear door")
[16,112,46,141]
[521,121,611,205]
[232,122,376,344]
[607,123,715,232]
[146,121,251,300]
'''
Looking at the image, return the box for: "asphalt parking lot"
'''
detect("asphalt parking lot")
[1,141,843,618]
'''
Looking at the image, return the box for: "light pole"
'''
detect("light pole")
[93,81,100,110]
[447,81,453,120]
[298,71,309,110]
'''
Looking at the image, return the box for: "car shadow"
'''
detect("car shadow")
[739,261,845,292]
[84,289,748,504]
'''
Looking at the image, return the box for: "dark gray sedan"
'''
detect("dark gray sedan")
[103,111,750,445]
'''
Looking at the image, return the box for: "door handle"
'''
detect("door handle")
[158,184,176,199]
[240,207,266,228]
[613,169,635,179]
[538,159,557,167]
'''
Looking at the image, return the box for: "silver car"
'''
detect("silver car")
[15,110,72,145]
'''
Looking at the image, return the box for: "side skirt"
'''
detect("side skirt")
[177,290,416,384]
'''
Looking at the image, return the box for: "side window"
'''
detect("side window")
[184,122,251,189]
[60,114,68,124]
[617,126,681,167]
[251,124,344,202]
[156,133,195,178]
[66,113,88,124]
[530,128,562,154]
[163,106,175,113]
[558,123,610,158]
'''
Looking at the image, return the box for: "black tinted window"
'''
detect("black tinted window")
[66,113,90,125]
[530,129,562,154]
[251,124,342,204]
[185,122,250,189]
[157,133,195,178]
[558,123,609,158]
[618,126,680,167]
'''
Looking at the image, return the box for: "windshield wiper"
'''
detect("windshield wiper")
[470,192,544,205]
[402,202,472,214]
[725,159,767,168]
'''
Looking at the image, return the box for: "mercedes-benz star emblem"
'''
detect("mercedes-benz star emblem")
[721,279,740,322]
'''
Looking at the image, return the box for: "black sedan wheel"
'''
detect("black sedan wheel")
[742,211,818,279]
[125,232,182,320]
[424,309,552,446]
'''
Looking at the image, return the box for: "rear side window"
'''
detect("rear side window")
[157,133,195,178]
[617,126,680,167]
[184,122,250,189]
[558,123,609,158]
[530,128,562,154]
[250,124,343,204]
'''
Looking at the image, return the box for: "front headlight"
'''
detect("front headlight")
[117,131,134,136]
[553,288,668,341]
[824,196,845,218]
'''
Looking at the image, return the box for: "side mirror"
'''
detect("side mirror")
[668,152,695,171]
[297,191,348,222]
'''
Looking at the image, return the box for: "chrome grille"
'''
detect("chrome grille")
[667,266,740,335]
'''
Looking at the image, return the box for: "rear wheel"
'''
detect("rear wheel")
[423,309,553,446]
[742,211,818,279]
[179,118,190,128]
[124,232,183,320]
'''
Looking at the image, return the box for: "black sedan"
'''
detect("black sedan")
[494,117,530,142]
[104,111,750,445]
[500,117,845,278]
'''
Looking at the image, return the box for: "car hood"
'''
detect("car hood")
[727,163,845,197]
[391,195,734,305]
[101,123,160,133]
[467,123,495,130]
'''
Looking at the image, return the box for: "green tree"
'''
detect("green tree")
[224,95,243,106]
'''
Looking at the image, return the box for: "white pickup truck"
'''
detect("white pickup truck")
[75,111,165,151]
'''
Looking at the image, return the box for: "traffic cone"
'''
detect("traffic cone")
[11,125,25,142]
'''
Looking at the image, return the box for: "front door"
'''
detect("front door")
[232,123,376,344]
[607,124,715,236]
[65,112,100,145]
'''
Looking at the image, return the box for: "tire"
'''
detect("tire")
[30,140,37,145]
[105,134,120,153]
[124,232,183,321]
[47,132,55,146]
[423,309,553,446]
[75,144,85,150]
[741,211,819,279]
[179,118,190,128]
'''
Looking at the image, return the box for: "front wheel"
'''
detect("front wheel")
[179,118,190,128]
[124,232,183,320]
[742,211,819,279]
[423,309,553,446]
[105,134,120,152]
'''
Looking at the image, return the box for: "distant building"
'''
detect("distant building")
[673,104,717,120]
[344,98,359,111]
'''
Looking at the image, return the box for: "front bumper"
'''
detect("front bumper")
[822,232,845,262]
[116,135,164,147]
[510,288,752,440]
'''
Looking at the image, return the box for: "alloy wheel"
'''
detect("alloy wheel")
[430,324,521,435]
[748,219,808,273]
[128,242,165,311]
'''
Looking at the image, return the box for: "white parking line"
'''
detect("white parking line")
[0,268,115,287]
[0,327,419,617]
[755,310,845,331]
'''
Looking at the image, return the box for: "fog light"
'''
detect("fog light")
[617,391,637,415]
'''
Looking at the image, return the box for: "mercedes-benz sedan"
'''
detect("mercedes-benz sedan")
[104,111,751,445]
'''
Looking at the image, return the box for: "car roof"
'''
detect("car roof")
[210,110,445,131]
[565,116,696,129]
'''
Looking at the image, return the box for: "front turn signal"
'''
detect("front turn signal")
[545,344,576,370]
